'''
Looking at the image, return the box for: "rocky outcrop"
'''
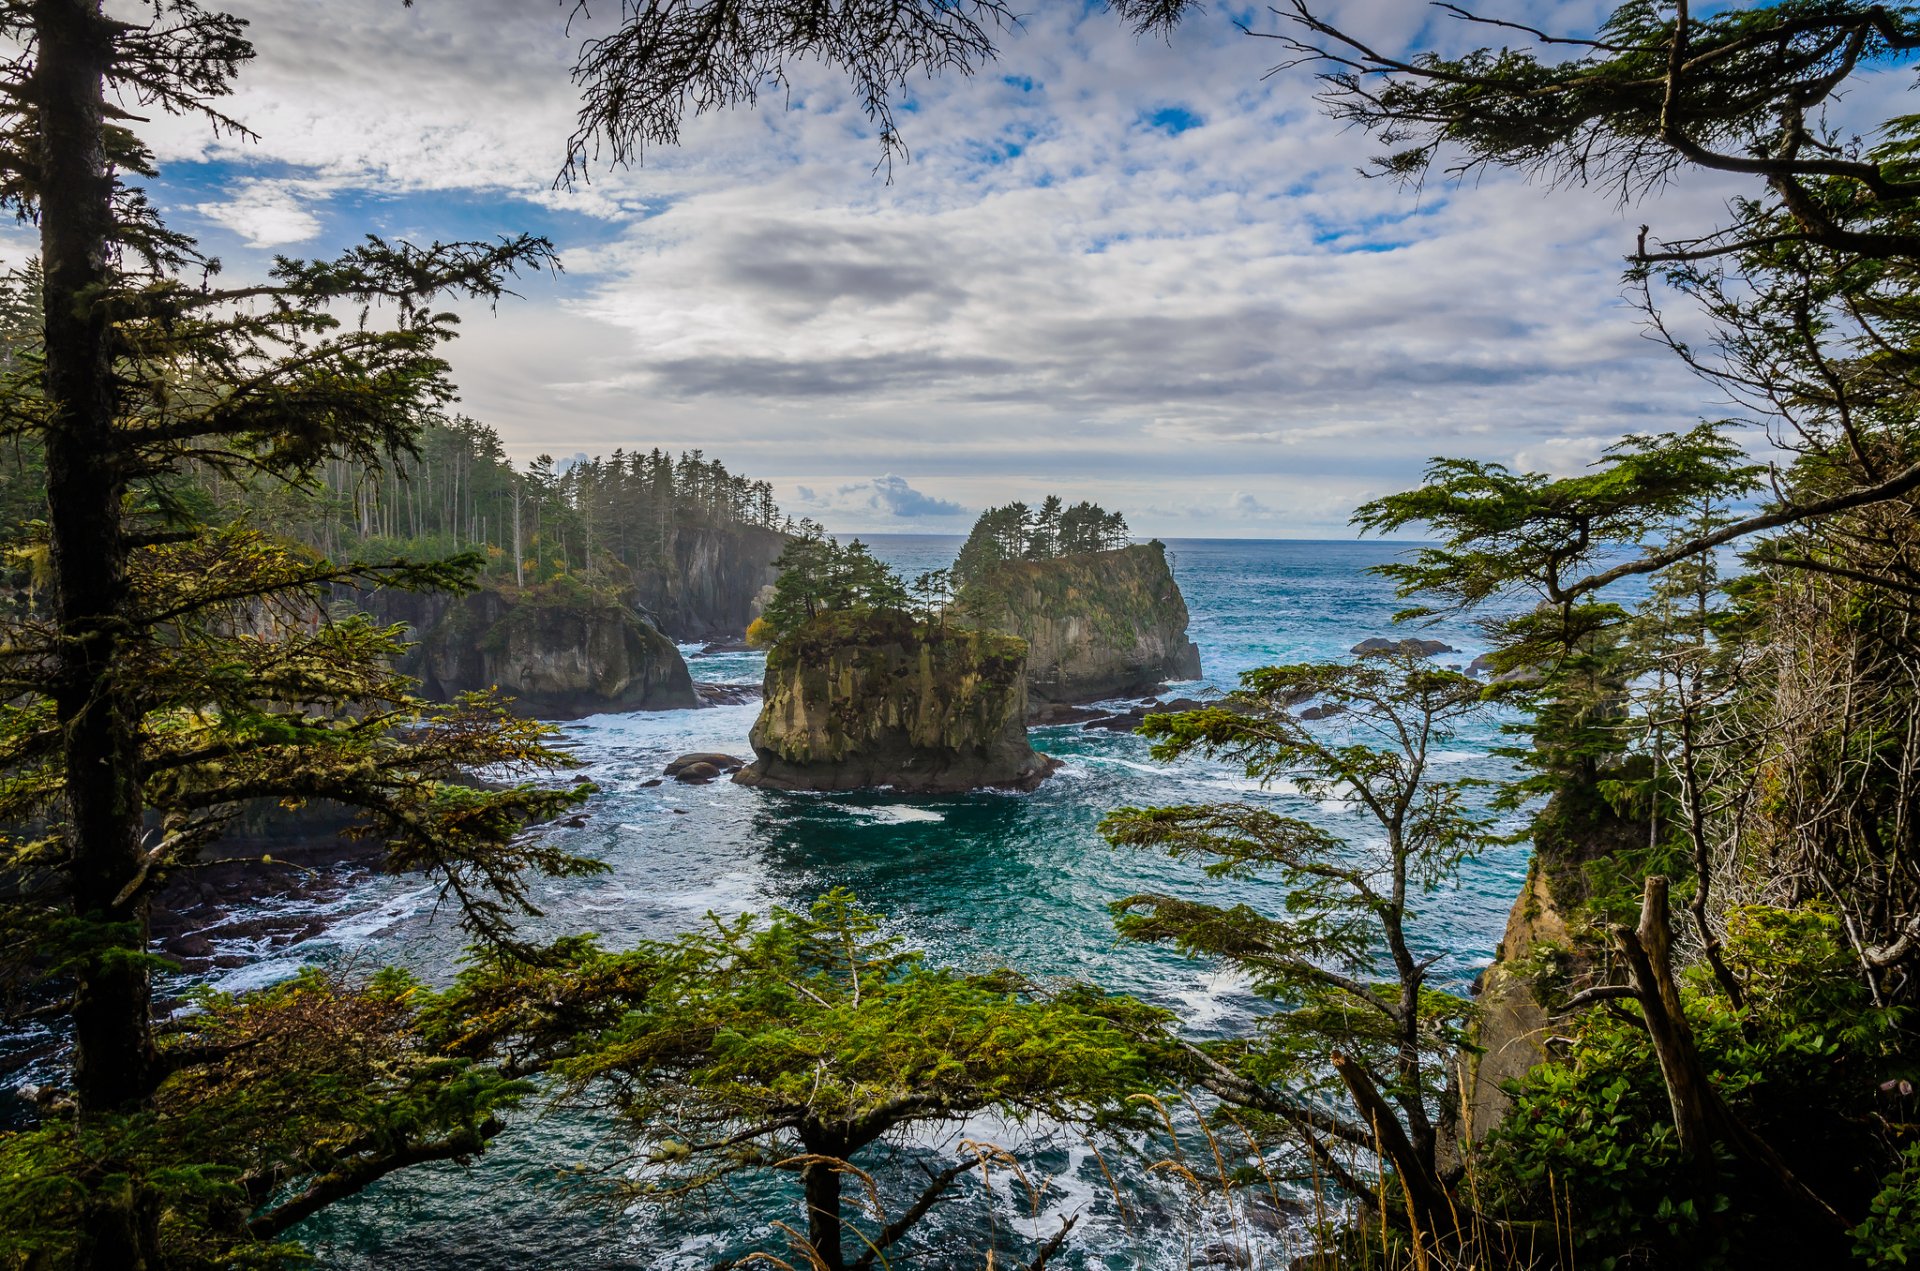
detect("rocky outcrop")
[631,525,790,640]
[1352,636,1456,657]
[396,587,697,718]
[1460,864,1570,1145]
[735,610,1056,793]
[959,542,1201,713]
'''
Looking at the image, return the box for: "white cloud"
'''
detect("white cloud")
[194,180,325,247]
[795,475,971,527]
[126,0,1822,535]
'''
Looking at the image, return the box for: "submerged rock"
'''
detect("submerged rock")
[958,542,1202,715]
[735,610,1057,793]
[665,752,747,776]
[1352,636,1457,657]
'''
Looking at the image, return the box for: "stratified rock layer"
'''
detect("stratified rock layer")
[960,542,1202,712]
[735,610,1055,793]
[401,588,697,718]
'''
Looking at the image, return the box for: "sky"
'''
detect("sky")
[55,1,1843,536]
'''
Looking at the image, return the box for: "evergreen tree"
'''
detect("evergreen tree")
[1102,654,1501,1253]
[425,892,1173,1271]
[0,5,597,1264]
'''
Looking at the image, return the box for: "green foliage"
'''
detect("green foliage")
[1856,1143,1920,1268]
[229,426,787,589]
[951,496,1129,594]
[427,890,1173,1267]
[0,967,526,1268]
[1103,654,1498,1203]
[757,530,912,643]
[1487,906,1913,1269]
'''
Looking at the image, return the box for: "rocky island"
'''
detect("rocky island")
[393,585,698,718]
[734,536,1056,792]
[950,498,1201,711]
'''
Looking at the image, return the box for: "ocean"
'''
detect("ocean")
[194,538,1539,1267]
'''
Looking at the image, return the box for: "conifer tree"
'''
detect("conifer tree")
[0,4,598,1264]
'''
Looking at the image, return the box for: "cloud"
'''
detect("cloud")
[194,180,325,247]
[796,475,970,523]
[127,0,1797,535]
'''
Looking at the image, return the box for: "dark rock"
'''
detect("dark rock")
[377,587,699,718]
[1245,1191,1311,1234]
[640,778,664,788]
[1200,1243,1252,1268]
[956,542,1203,713]
[1030,702,1107,726]
[1299,703,1347,721]
[629,525,790,642]
[692,638,754,657]
[1081,695,1212,733]
[1466,652,1498,677]
[665,752,746,776]
[694,681,762,706]
[670,807,690,815]
[166,933,213,959]
[1352,636,1457,658]
[561,814,590,828]
[674,762,722,784]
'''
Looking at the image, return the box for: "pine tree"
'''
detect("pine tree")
[0,5,597,1264]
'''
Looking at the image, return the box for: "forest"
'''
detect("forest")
[951,496,1132,591]
[4,2,1920,1271]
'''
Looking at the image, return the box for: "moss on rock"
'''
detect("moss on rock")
[957,541,1202,712]
[736,609,1055,793]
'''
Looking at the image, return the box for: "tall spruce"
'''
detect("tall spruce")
[0,4,602,1264]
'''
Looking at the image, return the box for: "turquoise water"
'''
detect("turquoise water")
[260,538,1534,1268]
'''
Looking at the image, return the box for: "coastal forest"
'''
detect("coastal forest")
[3,3,1920,1271]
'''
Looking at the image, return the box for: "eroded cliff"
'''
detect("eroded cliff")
[632,524,789,640]
[735,610,1055,793]
[396,587,697,718]
[958,541,1201,711]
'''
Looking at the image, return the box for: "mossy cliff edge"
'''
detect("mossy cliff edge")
[398,586,697,718]
[735,610,1056,793]
[958,541,1201,710]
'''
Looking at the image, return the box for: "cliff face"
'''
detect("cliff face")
[392,588,697,718]
[632,525,789,640]
[735,610,1055,793]
[960,542,1201,711]
[1458,783,1643,1148]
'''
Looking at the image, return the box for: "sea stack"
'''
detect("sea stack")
[734,610,1056,793]
[958,540,1202,712]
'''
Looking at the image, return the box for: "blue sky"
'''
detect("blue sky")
[59,0,1792,536]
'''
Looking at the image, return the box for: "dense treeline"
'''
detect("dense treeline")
[229,416,785,588]
[951,494,1129,592]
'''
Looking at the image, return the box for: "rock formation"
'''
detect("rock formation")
[631,524,789,640]
[395,587,697,718]
[957,541,1201,713]
[735,610,1056,793]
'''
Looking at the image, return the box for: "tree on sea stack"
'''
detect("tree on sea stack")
[426,890,1172,1271]
[1102,654,1504,1255]
[0,4,596,1265]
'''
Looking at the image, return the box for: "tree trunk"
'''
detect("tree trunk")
[1330,1051,1457,1245]
[39,0,150,1117]
[1615,877,1848,1237]
[36,3,156,1266]
[800,1154,846,1271]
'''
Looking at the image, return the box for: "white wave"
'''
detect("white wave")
[845,805,947,825]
